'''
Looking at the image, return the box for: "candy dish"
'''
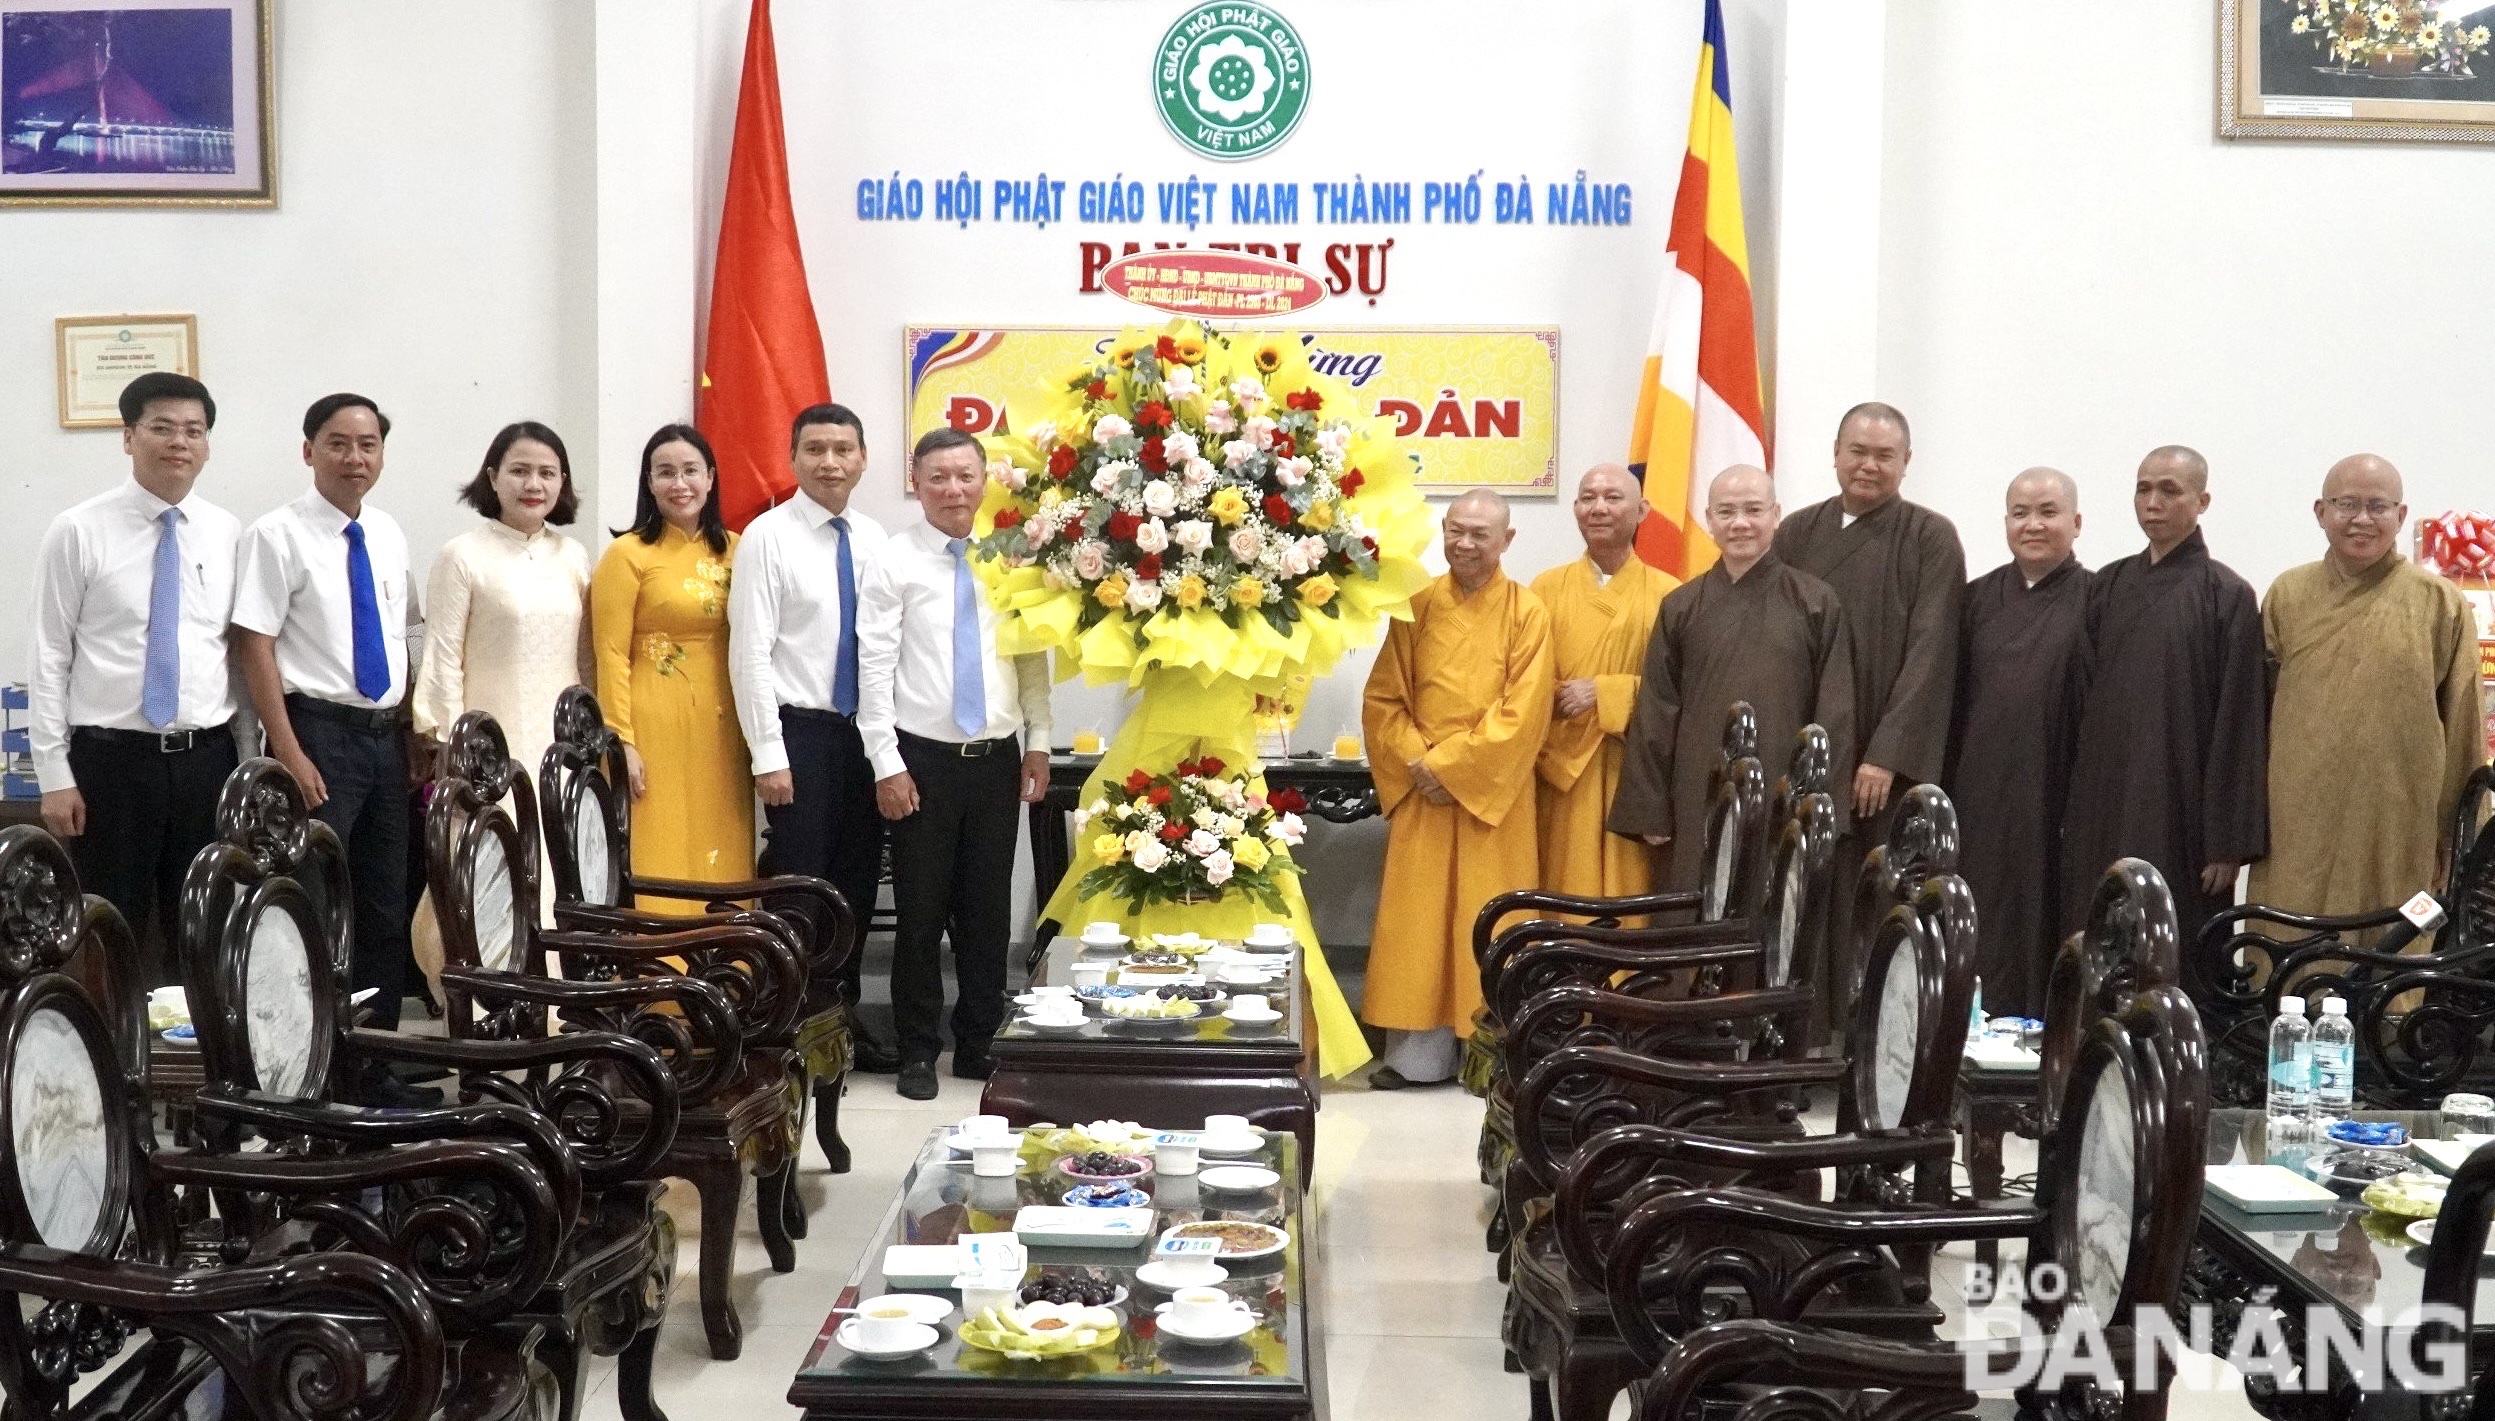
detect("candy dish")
[835,1317,939,1360]
[160,1024,197,1043]
[1075,984,1146,1005]
[1196,1164,1281,1193]
[1063,1182,1152,1209]
[1055,1151,1154,1184]
[1159,1220,1289,1259]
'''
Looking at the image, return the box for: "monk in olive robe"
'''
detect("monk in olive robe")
[1532,465,1677,904]
[2061,447,2268,943]
[1945,470,2091,1018]
[2248,455,2487,928]
[1611,468,1856,1042]
[1362,491,1555,1088]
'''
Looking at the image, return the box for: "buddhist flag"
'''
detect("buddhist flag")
[1627,0,1766,578]
[697,0,828,531]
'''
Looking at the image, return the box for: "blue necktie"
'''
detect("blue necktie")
[344,520,391,703]
[832,516,859,716]
[141,507,182,728]
[948,538,985,738]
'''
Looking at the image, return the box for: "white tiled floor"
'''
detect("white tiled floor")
[587,1075,2268,1421]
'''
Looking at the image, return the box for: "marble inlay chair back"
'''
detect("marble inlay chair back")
[1757,791,1837,992]
[2039,857,2182,1136]
[1695,755,1768,928]
[429,712,544,999]
[1764,723,1832,836]
[1716,700,1759,766]
[1840,869,1978,1143]
[176,759,349,1103]
[538,686,630,911]
[1844,785,1960,1004]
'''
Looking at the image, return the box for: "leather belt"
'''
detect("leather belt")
[285,693,400,734]
[899,730,1017,759]
[72,722,234,755]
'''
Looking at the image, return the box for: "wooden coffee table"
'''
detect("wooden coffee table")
[788,1125,1321,1420]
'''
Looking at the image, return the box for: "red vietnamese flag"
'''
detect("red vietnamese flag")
[697,0,827,531]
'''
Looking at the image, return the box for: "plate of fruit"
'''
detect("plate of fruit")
[1054,1151,1154,1184]
[957,1303,1122,1359]
[1147,933,1215,957]
[1019,1268,1128,1311]
[1102,992,1201,1020]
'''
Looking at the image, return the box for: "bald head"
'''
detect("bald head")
[2316,453,2406,573]
[1704,464,1780,576]
[2004,467,2082,579]
[1833,403,1912,515]
[1572,464,1645,571]
[2134,446,2211,560]
[1442,488,1516,592]
[2141,445,2209,493]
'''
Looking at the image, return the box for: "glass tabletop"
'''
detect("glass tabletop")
[994,936,1306,1054]
[793,1125,1310,1395]
[2201,1109,2495,1325]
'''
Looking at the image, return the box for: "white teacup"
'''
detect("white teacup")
[1245,923,1294,947]
[1216,965,1272,987]
[1081,920,1129,944]
[1204,1114,1251,1138]
[1151,1252,1226,1287]
[971,1141,1021,1177]
[851,1298,926,1349]
[958,1114,1010,1141]
[1225,993,1275,1020]
[1163,1286,1249,1330]
[1070,962,1110,989]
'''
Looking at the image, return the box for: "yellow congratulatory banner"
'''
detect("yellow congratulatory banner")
[904,326,1559,493]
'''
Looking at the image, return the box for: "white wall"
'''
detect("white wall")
[1872,0,2493,588]
[0,1,601,677]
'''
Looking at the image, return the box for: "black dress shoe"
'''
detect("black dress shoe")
[361,1073,444,1109]
[951,1050,993,1081]
[851,1029,902,1075]
[1368,1065,1449,1092]
[897,1060,940,1101]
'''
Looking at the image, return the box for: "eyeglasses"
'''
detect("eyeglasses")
[141,421,208,441]
[2323,497,2399,520]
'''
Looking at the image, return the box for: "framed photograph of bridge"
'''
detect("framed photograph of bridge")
[1,0,275,206]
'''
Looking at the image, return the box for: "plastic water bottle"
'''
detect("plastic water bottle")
[1969,977,1983,1038]
[2311,997,2356,1127]
[2266,996,2311,1129]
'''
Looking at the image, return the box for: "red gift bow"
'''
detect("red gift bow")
[2421,512,2495,579]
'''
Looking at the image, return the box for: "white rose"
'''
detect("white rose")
[1072,541,1110,580]
[1243,416,1277,446]
[1203,850,1235,886]
[1134,518,1170,554]
[1229,377,1267,407]
[1141,480,1178,518]
[1162,432,1200,464]
[1271,812,1306,846]
[1280,543,1314,578]
[1228,527,1265,562]
[1125,578,1163,612]
[1186,828,1220,857]
[1072,808,1092,835]
[1090,466,1122,497]
[1161,365,1200,400]
[1316,426,1351,461]
[1202,401,1237,435]
[1024,515,1056,548]
[1190,805,1219,829]
[1215,813,1244,837]
[1181,458,1217,490]
[1028,420,1060,450]
[1222,438,1258,470]
[1093,414,1133,444]
[1274,456,1311,488]
[1173,520,1214,554]
[1297,535,1329,564]
[1131,839,1170,873]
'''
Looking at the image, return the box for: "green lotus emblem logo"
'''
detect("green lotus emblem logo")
[1154,3,1309,161]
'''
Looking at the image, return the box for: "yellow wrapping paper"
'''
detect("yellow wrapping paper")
[1037,672,1373,1078]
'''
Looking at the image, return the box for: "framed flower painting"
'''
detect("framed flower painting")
[2220,0,2495,141]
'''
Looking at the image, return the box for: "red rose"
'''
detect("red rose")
[1136,401,1173,430]
[1197,756,1226,777]
[1136,552,1163,581]
[1175,759,1198,779]
[1159,821,1186,841]
[1139,437,1168,473]
[1124,769,1152,795]
[1048,445,1078,479]
[993,507,1024,530]
[1361,535,1379,556]
[1106,510,1142,542]
[1086,379,1109,401]
[1155,335,1180,362]
[1286,389,1322,412]
[1339,468,1365,495]
[1149,785,1174,807]
[1270,787,1306,813]
[1262,493,1294,526]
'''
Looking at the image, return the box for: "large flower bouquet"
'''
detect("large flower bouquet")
[972,319,1431,687]
[2285,0,2489,75]
[1072,758,1309,912]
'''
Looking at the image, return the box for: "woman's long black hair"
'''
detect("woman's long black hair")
[616,422,727,553]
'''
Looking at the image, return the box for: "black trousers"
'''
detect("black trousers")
[887,731,1021,1063]
[290,705,412,1031]
[757,707,885,1000]
[67,724,238,988]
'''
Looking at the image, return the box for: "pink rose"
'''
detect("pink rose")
[1072,541,1109,581]
[1228,527,1263,561]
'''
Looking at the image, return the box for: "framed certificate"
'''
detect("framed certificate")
[55,314,198,428]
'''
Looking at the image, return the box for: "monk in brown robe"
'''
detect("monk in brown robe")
[1532,464,1678,905]
[1361,489,1555,1089]
[2060,445,2268,943]
[1945,469,2090,1017]
[2248,454,2485,930]
[1611,466,1854,1032]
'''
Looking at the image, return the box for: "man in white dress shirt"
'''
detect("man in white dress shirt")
[858,428,1053,1100]
[31,372,242,985]
[232,394,424,1075]
[728,403,900,1072]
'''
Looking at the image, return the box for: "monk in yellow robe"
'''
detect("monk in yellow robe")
[1362,489,1555,1088]
[2248,454,2487,931]
[1532,464,1677,904]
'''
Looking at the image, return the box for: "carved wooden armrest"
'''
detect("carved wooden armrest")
[1483,918,1757,1008]
[149,1138,566,1331]
[538,923,803,1041]
[1512,1045,1843,1188]
[1474,889,1704,957]
[630,872,856,981]
[439,968,741,1108]
[1637,1318,1977,1420]
[188,1086,582,1225]
[0,1245,443,1421]
[1505,986,1812,1091]
[1497,946,1783,1053]
[344,1024,682,1186]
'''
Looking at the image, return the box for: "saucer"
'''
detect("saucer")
[1154,1307,1258,1343]
[836,1318,940,1359]
[1136,1260,1230,1291]
[859,1294,953,1324]
[946,1131,1017,1154]
[1197,1164,1281,1192]
[1017,1013,1087,1033]
[1222,1008,1282,1025]
[1197,1132,1265,1156]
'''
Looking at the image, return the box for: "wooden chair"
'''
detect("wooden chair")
[178,756,698,1421]
[1498,810,1977,1421]
[538,686,858,1178]
[430,709,805,1362]
[1623,975,2210,1421]
[0,821,559,1421]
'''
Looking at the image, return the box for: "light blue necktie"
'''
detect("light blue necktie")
[141,507,182,728]
[344,520,391,703]
[832,516,859,716]
[948,537,985,737]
